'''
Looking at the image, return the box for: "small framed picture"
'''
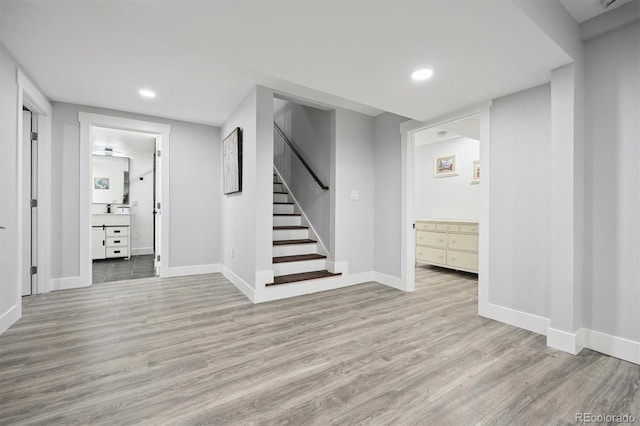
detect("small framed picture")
[471,160,480,184]
[434,154,458,177]
[94,177,109,190]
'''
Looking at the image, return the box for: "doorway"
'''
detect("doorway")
[90,127,158,284]
[400,102,491,313]
[78,112,171,287]
[412,115,481,285]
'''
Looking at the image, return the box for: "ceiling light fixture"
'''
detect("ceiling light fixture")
[411,68,434,82]
[138,89,156,98]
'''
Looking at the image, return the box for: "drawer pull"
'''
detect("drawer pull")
[451,240,456,244]
[114,250,121,254]
[114,240,121,244]
[114,230,121,234]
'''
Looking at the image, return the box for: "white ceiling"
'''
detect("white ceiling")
[92,127,156,155]
[0,0,572,126]
[414,115,480,147]
[558,0,634,23]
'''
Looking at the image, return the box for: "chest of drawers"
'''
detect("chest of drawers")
[415,220,479,273]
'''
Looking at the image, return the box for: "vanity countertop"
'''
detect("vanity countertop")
[92,214,131,227]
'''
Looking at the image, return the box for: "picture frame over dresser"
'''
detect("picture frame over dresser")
[415,220,479,273]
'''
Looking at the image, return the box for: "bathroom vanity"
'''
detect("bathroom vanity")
[92,214,131,260]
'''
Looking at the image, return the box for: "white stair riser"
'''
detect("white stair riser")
[273,193,289,203]
[273,204,294,214]
[273,243,317,257]
[273,259,326,276]
[273,228,308,241]
[273,216,301,226]
[273,183,284,192]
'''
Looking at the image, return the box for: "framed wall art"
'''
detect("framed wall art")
[222,127,243,195]
[471,160,480,184]
[434,154,458,177]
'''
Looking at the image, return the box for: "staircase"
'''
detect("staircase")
[269,171,341,286]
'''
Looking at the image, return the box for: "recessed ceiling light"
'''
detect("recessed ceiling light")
[138,89,156,98]
[411,68,434,82]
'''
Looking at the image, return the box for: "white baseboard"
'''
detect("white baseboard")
[221,265,255,303]
[0,304,21,335]
[479,302,550,336]
[547,327,585,355]
[483,302,639,365]
[50,276,89,291]
[373,271,404,291]
[131,247,154,256]
[584,329,640,365]
[163,263,221,278]
[254,271,374,303]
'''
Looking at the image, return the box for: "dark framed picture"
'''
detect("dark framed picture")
[222,127,242,194]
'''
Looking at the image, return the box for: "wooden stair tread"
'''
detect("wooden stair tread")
[273,202,294,205]
[273,239,316,246]
[267,270,342,286]
[273,213,301,217]
[273,226,308,230]
[273,191,289,194]
[272,254,327,263]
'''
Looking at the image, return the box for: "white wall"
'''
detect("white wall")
[414,136,480,221]
[332,109,375,274]
[584,23,639,343]
[373,112,407,278]
[220,86,274,290]
[51,102,221,276]
[0,43,20,331]
[489,83,551,318]
[273,99,331,250]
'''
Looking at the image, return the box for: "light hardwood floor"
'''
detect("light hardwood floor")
[1,266,638,425]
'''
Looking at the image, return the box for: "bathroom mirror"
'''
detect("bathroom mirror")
[92,155,130,204]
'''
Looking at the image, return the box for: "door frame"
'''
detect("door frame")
[399,101,491,314]
[78,113,171,286]
[17,70,52,300]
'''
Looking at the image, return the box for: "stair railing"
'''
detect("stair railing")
[273,123,329,190]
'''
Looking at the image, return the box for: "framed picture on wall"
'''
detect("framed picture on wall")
[471,160,480,184]
[222,127,243,195]
[434,154,458,177]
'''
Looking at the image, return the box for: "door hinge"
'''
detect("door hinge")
[156,255,161,262]
[31,132,38,141]
[156,202,161,209]
[30,199,37,208]
[157,150,161,158]
[30,265,37,275]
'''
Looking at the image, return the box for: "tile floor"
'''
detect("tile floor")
[92,254,156,283]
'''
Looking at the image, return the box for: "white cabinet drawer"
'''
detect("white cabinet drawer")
[436,223,459,232]
[106,237,127,247]
[106,247,129,258]
[447,251,478,271]
[416,247,446,264]
[416,231,447,248]
[106,226,128,237]
[448,234,479,252]
[460,224,479,233]
[416,222,436,231]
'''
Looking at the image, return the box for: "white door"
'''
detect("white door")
[154,136,161,275]
[30,114,38,293]
[22,110,38,296]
